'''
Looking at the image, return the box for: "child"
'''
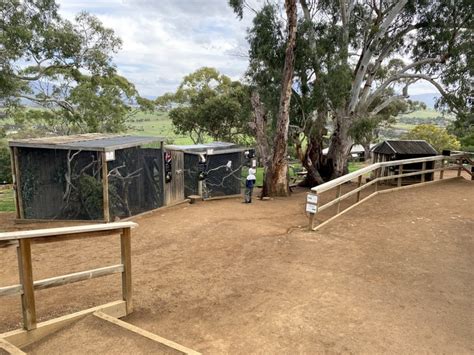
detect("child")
[245,167,256,203]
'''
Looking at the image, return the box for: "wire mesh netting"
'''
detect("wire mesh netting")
[18,147,104,220]
[183,151,244,199]
[107,147,164,219]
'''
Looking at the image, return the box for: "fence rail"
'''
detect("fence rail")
[307,153,473,231]
[0,221,137,331]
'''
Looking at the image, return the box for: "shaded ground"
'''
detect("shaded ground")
[0,177,473,353]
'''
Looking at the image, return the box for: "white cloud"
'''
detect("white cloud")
[57,0,256,98]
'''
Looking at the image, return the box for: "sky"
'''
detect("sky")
[57,0,439,101]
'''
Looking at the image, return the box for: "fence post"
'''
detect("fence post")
[121,227,133,314]
[356,175,362,202]
[397,164,403,187]
[17,239,37,330]
[336,185,342,213]
[440,159,445,180]
[307,193,318,231]
[421,161,426,183]
[457,159,462,177]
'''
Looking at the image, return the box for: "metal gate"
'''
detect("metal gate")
[164,150,185,205]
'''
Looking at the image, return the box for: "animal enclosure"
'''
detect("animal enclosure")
[9,134,165,222]
[165,143,248,199]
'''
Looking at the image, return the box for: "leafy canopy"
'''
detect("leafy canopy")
[0,0,152,134]
[403,124,461,152]
[156,67,251,144]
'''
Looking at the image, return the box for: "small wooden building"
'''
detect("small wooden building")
[165,142,247,199]
[372,140,438,183]
[9,134,165,222]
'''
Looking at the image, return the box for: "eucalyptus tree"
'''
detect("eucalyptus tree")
[1,0,152,134]
[156,67,252,144]
[231,0,472,184]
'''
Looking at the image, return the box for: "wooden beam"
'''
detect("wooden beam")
[121,227,133,314]
[421,161,426,183]
[17,239,36,330]
[0,222,137,242]
[356,175,362,202]
[12,147,24,219]
[0,338,26,355]
[93,311,201,355]
[101,152,110,223]
[1,300,126,348]
[440,159,445,180]
[397,164,403,187]
[9,147,21,220]
[317,179,377,212]
[0,265,124,298]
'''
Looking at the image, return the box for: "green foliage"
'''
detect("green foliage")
[1,0,152,134]
[0,143,12,183]
[157,67,252,144]
[0,188,15,212]
[78,175,103,220]
[403,124,461,152]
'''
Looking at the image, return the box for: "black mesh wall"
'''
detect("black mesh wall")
[107,147,163,219]
[181,151,244,199]
[17,147,104,220]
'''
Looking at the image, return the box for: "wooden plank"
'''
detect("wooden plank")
[440,159,445,179]
[1,301,126,348]
[203,194,242,201]
[101,152,110,223]
[10,147,21,220]
[377,176,460,194]
[30,229,122,245]
[120,227,133,314]
[93,311,201,355]
[318,179,377,212]
[421,161,426,183]
[336,185,342,213]
[12,147,24,219]
[0,338,26,355]
[17,239,36,330]
[397,164,403,187]
[312,193,378,232]
[0,265,123,298]
[35,265,124,291]
[0,284,22,297]
[0,222,137,242]
[356,175,362,202]
[14,218,105,225]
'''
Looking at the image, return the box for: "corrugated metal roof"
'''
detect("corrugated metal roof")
[165,142,244,153]
[372,140,437,155]
[9,133,164,152]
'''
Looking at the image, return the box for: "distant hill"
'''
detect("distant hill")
[409,93,440,109]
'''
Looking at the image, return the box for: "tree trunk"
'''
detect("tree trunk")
[363,143,371,161]
[250,91,272,198]
[327,114,353,178]
[266,0,298,197]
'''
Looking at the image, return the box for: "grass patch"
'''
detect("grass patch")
[0,188,15,212]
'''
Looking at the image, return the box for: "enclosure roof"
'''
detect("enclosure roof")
[8,133,164,152]
[372,140,437,155]
[165,142,246,153]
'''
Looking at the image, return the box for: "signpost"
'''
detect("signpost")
[306,193,318,230]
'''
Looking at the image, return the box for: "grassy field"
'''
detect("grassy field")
[0,188,15,212]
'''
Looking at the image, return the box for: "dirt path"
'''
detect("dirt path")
[0,178,473,353]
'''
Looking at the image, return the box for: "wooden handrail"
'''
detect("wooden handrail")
[0,222,137,241]
[307,152,472,231]
[0,222,136,331]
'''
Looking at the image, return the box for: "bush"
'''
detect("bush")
[402,124,461,153]
[0,144,12,184]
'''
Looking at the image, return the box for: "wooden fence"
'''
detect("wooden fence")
[0,222,137,332]
[307,153,473,231]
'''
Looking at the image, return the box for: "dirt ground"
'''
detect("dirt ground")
[0,176,473,353]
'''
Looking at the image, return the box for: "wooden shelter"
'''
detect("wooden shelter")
[9,134,165,222]
[371,140,438,183]
[164,142,248,199]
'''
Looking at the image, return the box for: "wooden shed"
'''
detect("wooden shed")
[165,142,247,199]
[9,134,165,222]
[372,140,438,184]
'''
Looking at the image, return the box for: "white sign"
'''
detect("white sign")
[307,194,318,204]
[306,203,318,214]
[105,151,115,161]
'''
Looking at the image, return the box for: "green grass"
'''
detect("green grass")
[0,188,15,212]
[127,111,196,145]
